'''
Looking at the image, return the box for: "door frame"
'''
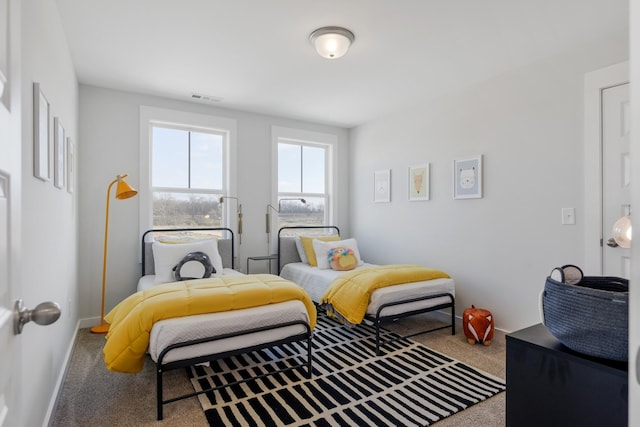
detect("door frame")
[583,61,629,275]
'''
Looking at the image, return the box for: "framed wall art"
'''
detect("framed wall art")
[453,155,482,199]
[33,82,50,181]
[374,169,391,203]
[408,164,430,201]
[54,117,65,189]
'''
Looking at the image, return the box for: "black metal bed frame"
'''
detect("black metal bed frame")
[141,227,235,275]
[140,227,313,420]
[277,226,455,355]
[155,321,312,420]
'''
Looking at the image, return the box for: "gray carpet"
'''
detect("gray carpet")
[49,315,506,426]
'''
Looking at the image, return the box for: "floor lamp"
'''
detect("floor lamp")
[90,174,137,334]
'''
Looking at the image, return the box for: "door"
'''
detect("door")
[0,0,22,425]
[602,83,631,278]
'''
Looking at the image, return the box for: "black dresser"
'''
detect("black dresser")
[506,323,628,427]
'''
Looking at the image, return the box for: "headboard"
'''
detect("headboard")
[277,226,340,273]
[141,227,235,276]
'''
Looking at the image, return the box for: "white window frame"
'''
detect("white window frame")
[140,106,237,235]
[271,125,337,230]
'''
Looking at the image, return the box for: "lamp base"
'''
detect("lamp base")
[90,323,110,334]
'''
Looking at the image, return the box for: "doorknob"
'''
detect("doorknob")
[13,299,61,335]
[606,237,619,248]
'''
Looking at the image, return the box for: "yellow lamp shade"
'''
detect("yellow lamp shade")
[116,178,137,200]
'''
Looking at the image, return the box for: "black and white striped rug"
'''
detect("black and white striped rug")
[189,314,505,426]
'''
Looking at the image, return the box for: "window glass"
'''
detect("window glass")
[190,132,223,189]
[278,143,301,192]
[302,145,325,193]
[151,126,225,228]
[277,140,329,231]
[152,127,188,188]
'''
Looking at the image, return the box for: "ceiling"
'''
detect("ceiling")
[55,0,628,128]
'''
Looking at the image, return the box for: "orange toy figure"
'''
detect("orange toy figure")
[463,305,494,346]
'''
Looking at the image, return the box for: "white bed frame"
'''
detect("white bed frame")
[141,228,313,420]
[277,226,455,355]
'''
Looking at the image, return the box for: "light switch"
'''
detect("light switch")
[562,208,576,225]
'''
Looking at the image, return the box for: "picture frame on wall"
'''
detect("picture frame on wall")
[66,137,74,194]
[453,155,482,199]
[374,169,391,203]
[54,117,65,189]
[33,82,50,181]
[408,164,430,201]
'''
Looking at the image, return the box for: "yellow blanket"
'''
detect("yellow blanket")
[103,274,316,373]
[321,264,450,325]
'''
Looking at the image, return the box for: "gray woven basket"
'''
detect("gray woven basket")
[542,276,628,361]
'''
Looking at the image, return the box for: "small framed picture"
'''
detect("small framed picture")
[374,169,391,203]
[33,82,50,181]
[66,137,74,194]
[408,164,430,201]
[454,155,482,199]
[53,117,65,189]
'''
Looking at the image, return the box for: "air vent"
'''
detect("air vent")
[191,93,222,102]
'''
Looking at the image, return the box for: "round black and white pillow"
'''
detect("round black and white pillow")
[172,251,215,281]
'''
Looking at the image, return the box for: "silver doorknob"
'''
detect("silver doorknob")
[13,299,61,335]
[606,237,619,248]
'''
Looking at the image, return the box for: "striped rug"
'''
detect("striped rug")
[189,314,505,426]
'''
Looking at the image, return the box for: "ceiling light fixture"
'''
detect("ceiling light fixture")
[309,26,355,59]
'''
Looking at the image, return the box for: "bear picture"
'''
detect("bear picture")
[454,155,482,199]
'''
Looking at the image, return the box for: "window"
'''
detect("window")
[272,126,336,234]
[151,126,224,227]
[140,107,237,234]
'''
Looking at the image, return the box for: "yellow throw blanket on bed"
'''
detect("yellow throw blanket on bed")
[321,264,450,325]
[103,274,316,373]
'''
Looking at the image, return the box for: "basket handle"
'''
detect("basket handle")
[538,288,546,326]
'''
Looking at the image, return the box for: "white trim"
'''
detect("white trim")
[583,62,629,275]
[42,321,81,427]
[139,106,238,239]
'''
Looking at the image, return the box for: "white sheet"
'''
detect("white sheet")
[149,299,311,365]
[280,262,455,318]
[137,268,243,292]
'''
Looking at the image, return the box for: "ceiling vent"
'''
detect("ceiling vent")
[191,93,222,102]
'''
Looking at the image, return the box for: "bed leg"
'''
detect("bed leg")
[157,367,164,420]
[306,334,313,378]
[451,302,456,335]
[375,322,381,356]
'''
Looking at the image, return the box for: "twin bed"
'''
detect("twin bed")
[277,226,456,355]
[103,226,456,420]
[104,228,314,420]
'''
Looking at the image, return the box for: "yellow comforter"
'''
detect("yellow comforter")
[103,274,316,373]
[321,264,450,325]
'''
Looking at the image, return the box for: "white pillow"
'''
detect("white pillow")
[152,239,224,284]
[294,236,309,264]
[312,238,363,270]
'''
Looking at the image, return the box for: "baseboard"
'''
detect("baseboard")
[43,319,81,427]
[79,316,100,329]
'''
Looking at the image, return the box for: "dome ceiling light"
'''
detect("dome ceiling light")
[309,26,355,59]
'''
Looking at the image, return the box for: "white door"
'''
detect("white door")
[0,0,22,425]
[602,83,631,278]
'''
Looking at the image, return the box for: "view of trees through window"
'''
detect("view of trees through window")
[151,126,224,228]
[277,141,328,230]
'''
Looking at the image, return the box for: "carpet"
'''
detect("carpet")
[189,314,505,426]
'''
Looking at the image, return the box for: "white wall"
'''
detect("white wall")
[21,1,79,425]
[350,33,628,332]
[77,86,350,319]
